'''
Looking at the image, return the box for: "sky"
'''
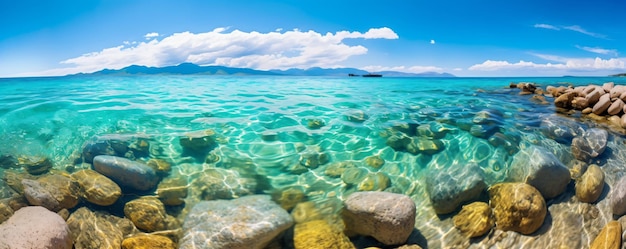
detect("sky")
[1,0,625,77]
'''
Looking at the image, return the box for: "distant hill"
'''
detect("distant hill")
[611,73,626,77]
[76,63,455,77]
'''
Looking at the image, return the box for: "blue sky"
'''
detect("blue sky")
[1,0,625,77]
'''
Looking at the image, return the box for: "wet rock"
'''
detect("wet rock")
[469,124,499,138]
[93,155,158,191]
[554,91,576,108]
[157,176,188,206]
[291,201,323,224]
[341,167,369,185]
[122,234,176,249]
[391,122,419,136]
[342,191,416,245]
[365,155,385,168]
[571,128,608,162]
[0,202,13,224]
[575,164,604,203]
[272,186,305,211]
[608,99,625,115]
[0,206,72,249]
[416,122,450,139]
[406,137,444,155]
[299,151,329,169]
[586,89,603,106]
[188,168,257,201]
[508,145,570,199]
[489,182,546,235]
[386,134,411,151]
[81,134,136,163]
[357,172,390,191]
[294,219,355,249]
[540,115,584,144]
[180,195,293,249]
[583,107,593,114]
[306,118,325,129]
[590,221,621,249]
[71,169,122,206]
[325,161,357,177]
[472,109,503,125]
[346,110,369,123]
[67,207,136,249]
[453,202,494,238]
[0,154,18,169]
[426,163,486,214]
[22,174,80,212]
[571,97,589,109]
[179,129,217,152]
[124,196,169,232]
[610,176,626,216]
[18,155,53,175]
[146,158,172,176]
[592,93,611,115]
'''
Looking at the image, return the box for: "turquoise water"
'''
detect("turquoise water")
[2,75,626,246]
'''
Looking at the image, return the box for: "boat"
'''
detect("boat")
[362,73,382,77]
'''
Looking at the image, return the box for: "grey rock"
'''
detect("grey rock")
[180,195,293,249]
[508,145,570,199]
[93,155,158,191]
[611,176,626,215]
[540,115,584,144]
[426,163,487,214]
[0,206,72,249]
[342,191,416,245]
[571,128,608,162]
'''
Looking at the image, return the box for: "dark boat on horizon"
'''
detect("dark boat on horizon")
[362,73,382,77]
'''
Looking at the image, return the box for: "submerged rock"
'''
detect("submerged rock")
[82,134,148,163]
[22,174,80,212]
[0,206,72,249]
[93,155,159,191]
[357,172,390,191]
[386,134,411,151]
[489,182,546,235]
[121,234,176,249]
[325,161,357,177]
[180,195,293,249]
[575,164,604,203]
[610,176,626,216]
[590,221,621,249]
[508,145,570,199]
[71,169,122,206]
[571,128,608,162]
[271,186,306,211]
[540,115,584,144]
[342,191,416,245]
[67,207,136,249]
[453,202,494,238]
[365,155,385,168]
[124,196,169,232]
[18,155,53,175]
[179,129,217,152]
[426,163,486,214]
[188,168,257,201]
[157,176,189,206]
[294,219,355,249]
[407,137,444,155]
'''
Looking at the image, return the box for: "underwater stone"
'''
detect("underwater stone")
[453,202,494,238]
[575,164,604,203]
[156,176,188,206]
[146,158,172,176]
[0,154,18,169]
[386,134,411,151]
[272,186,306,211]
[124,196,168,232]
[345,110,369,123]
[365,155,385,168]
[81,134,139,163]
[93,155,158,191]
[18,156,53,175]
[342,191,416,245]
[590,221,621,249]
[469,124,499,138]
[341,167,369,186]
[291,201,323,224]
[508,145,570,199]
[179,129,217,152]
[540,115,584,144]
[610,176,626,216]
[306,118,326,129]
[357,172,390,191]
[71,169,122,206]
[67,207,134,249]
[406,137,444,155]
[122,234,176,249]
[325,161,357,177]
[571,128,608,162]
[189,168,257,201]
[0,206,72,249]
[180,195,293,249]
[489,182,546,235]
[425,163,486,214]
[22,175,80,212]
[294,220,355,249]
[416,122,448,139]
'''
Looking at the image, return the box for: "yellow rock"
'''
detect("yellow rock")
[575,164,604,203]
[590,221,621,249]
[156,176,188,206]
[365,155,385,168]
[357,172,390,191]
[122,234,176,249]
[291,201,322,224]
[124,197,168,232]
[489,182,546,235]
[453,202,494,238]
[272,186,305,211]
[72,169,122,206]
[294,220,355,249]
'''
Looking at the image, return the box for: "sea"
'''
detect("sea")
[1,75,626,248]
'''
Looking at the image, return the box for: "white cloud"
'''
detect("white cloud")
[563,25,606,39]
[430,40,435,45]
[144,32,159,39]
[469,56,626,72]
[453,68,463,71]
[42,27,398,75]
[534,24,560,30]
[362,65,444,73]
[576,45,618,56]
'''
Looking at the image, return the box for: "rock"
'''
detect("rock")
[590,221,621,249]
[341,167,369,185]
[325,161,357,177]
[365,155,385,168]
[299,151,329,169]
[357,172,390,191]
[426,163,486,214]
[610,176,626,215]
[583,107,593,114]
[180,195,293,249]
[489,183,547,235]
[271,186,306,211]
[146,158,172,176]
[18,155,53,175]
[346,110,369,123]
[0,202,13,224]
[22,174,80,211]
[540,115,584,144]
[406,137,444,155]
[622,114,626,129]
[469,124,499,138]
[93,155,159,191]
[0,206,72,249]
[453,202,494,238]
[508,146,570,199]
[586,89,603,106]
[342,191,416,245]
[554,91,576,108]
[386,134,411,151]
[179,129,217,152]
[306,118,325,129]
[0,154,18,169]
[571,128,608,162]
[157,176,188,206]
[291,201,323,224]
[82,134,139,163]
[71,169,122,206]
[608,99,625,115]
[575,164,605,203]
[188,168,257,201]
[124,196,169,232]
[571,97,589,109]
[294,220,355,249]
[603,82,615,92]
[122,234,176,249]
[416,122,450,139]
[592,93,612,115]
[67,207,135,249]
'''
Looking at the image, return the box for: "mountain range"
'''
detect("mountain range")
[76,63,455,77]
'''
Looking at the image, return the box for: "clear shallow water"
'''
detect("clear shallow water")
[2,75,626,247]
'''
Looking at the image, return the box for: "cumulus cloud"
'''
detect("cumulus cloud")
[430,40,435,44]
[144,32,159,39]
[534,24,560,30]
[576,45,618,56]
[469,57,626,72]
[362,65,444,73]
[50,27,398,75]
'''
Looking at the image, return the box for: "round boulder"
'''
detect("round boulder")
[122,234,176,249]
[453,202,494,238]
[508,145,570,199]
[71,169,122,206]
[489,182,547,235]
[575,164,604,203]
[124,196,168,232]
[0,206,72,249]
[294,219,355,249]
[342,191,416,245]
[610,176,626,216]
[93,155,158,191]
[571,128,608,162]
[22,174,80,211]
[590,221,621,249]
